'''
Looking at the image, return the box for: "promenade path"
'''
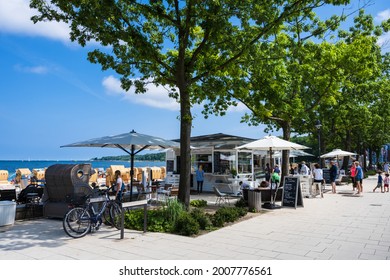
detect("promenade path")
[1,175,389,260]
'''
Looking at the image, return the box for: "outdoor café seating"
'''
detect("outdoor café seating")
[213,186,231,205]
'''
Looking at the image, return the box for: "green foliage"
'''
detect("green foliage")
[124,204,248,236]
[124,200,186,233]
[163,199,186,224]
[212,207,247,227]
[190,199,208,208]
[234,198,248,208]
[124,209,171,233]
[124,209,145,231]
[174,212,200,236]
[190,208,212,230]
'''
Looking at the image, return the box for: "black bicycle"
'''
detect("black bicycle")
[63,187,122,238]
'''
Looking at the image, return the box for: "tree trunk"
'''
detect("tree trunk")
[177,88,192,208]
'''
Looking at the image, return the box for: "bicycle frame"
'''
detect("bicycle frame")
[88,194,109,224]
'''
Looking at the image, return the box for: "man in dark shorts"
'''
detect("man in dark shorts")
[329,161,338,194]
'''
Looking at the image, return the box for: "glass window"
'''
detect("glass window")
[192,153,212,173]
[213,151,236,175]
[238,152,252,174]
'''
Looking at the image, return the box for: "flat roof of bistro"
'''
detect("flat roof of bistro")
[174,133,256,149]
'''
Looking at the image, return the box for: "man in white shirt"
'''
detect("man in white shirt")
[300,161,310,175]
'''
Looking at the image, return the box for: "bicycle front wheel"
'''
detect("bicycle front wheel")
[109,203,123,230]
[63,207,91,238]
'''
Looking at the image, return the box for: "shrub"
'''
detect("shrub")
[124,202,247,235]
[212,212,225,227]
[174,212,200,236]
[190,208,212,230]
[212,207,247,227]
[234,198,248,208]
[124,208,173,233]
[163,199,186,224]
[124,209,145,231]
[190,199,208,208]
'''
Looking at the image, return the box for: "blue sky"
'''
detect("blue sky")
[0,0,389,160]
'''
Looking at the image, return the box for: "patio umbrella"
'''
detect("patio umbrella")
[320,149,356,171]
[61,130,180,201]
[268,150,314,158]
[320,149,356,158]
[236,135,309,170]
[236,135,309,209]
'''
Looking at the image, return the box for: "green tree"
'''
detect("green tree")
[316,10,390,169]
[205,7,389,176]
[30,0,350,206]
[204,10,349,178]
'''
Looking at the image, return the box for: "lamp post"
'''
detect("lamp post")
[315,120,322,167]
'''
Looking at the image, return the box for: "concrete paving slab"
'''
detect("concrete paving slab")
[1,175,389,261]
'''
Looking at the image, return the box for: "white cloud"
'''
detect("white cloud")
[378,32,390,49]
[14,64,48,74]
[102,75,251,113]
[102,75,180,111]
[375,9,390,22]
[227,102,248,113]
[102,76,124,96]
[0,0,70,43]
[375,9,390,50]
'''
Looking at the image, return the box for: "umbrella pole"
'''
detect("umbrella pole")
[263,147,281,210]
[130,145,135,202]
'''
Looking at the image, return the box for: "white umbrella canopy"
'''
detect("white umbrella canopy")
[320,149,356,158]
[61,130,180,201]
[270,150,314,158]
[236,135,309,151]
[236,135,309,178]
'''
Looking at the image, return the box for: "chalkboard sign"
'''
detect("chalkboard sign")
[282,176,304,208]
[322,169,330,184]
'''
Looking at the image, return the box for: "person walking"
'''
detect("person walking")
[350,162,357,191]
[384,173,390,192]
[329,161,338,194]
[373,171,384,193]
[313,163,324,183]
[196,165,205,194]
[312,163,324,197]
[355,161,363,195]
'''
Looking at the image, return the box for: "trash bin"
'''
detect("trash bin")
[242,188,249,201]
[248,190,262,211]
[0,201,16,226]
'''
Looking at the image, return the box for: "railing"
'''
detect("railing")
[120,199,148,239]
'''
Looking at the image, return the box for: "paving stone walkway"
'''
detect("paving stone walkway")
[1,175,389,260]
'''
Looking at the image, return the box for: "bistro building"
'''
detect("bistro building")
[166,133,274,193]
